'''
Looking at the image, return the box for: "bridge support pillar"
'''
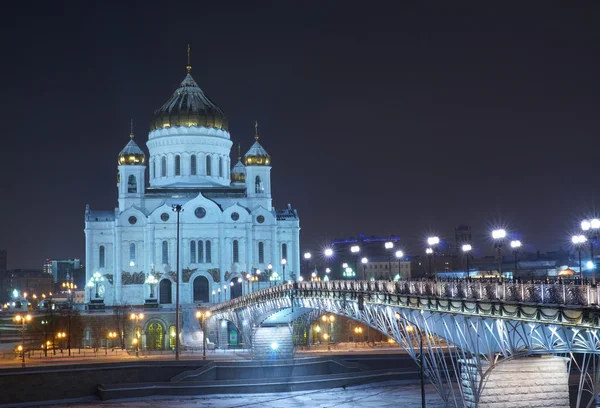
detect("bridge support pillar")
[461,356,569,408]
[252,325,294,360]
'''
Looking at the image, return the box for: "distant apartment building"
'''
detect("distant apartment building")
[0,269,53,303]
[43,259,85,289]
[361,258,411,280]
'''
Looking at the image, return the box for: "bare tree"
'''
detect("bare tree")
[112,303,132,349]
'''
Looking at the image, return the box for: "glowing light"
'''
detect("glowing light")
[350,245,360,254]
[385,242,394,249]
[395,250,404,259]
[492,229,507,239]
[427,236,439,246]
[361,257,368,264]
[281,259,287,265]
[573,235,587,244]
[342,263,348,268]
[271,342,279,350]
[304,252,312,260]
[462,244,472,252]
[325,268,331,273]
[324,248,333,257]
[510,240,521,249]
[426,248,433,254]
[587,261,595,270]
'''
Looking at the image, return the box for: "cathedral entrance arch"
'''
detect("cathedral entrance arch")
[159,279,172,304]
[193,276,209,303]
[230,278,242,299]
[146,322,164,350]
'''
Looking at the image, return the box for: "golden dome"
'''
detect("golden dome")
[150,73,228,131]
[118,134,146,165]
[243,121,271,166]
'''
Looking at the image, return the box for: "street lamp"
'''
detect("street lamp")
[573,235,587,282]
[172,203,183,361]
[321,314,335,351]
[385,242,394,280]
[14,314,31,367]
[361,257,368,280]
[267,263,273,286]
[92,271,104,298]
[281,258,287,282]
[129,312,144,357]
[86,280,94,300]
[351,245,360,280]
[145,273,158,298]
[462,244,472,276]
[304,252,312,280]
[427,237,439,280]
[107,331,118,354]
[581,218,600,285]
[395,250,404,280]
[492,229,507,276]
[425,248,433,277]
[195,310,211,360]
[510,240,522,279]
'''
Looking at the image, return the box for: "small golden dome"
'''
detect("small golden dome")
[243,121,271,166]
[118,134,146,165]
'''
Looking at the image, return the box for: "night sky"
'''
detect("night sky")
[2,1,600,269]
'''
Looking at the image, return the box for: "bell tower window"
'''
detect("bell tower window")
[175,155,181,176]
[219,157,223,177]
[127,175,137,193]
[191,155,197,175]
[233,240,239,263]
[161,157,166,177]
[255,176,263,194]
[206,156,212,176]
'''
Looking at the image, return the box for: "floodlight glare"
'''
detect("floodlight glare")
[462,244,472,252]
[385,241,394,249]
[324,248,333,257]
[427,236,440,246]
[582,220,591,231]
[592,219,600,229]
[304,252,312,260]
[492,229,507,239]
[361,257,368,264]
[572,235,587,244]
[587,261,595,270]
[395,250,404,259]
[426,248,433,254]
[510,240,521,249]
[271,342,279,350]
[351,245,360,253]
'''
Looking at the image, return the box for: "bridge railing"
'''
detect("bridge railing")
[211,279,599,313]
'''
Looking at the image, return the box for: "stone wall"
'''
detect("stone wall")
[252,326,294,360]
[462,356,569,408]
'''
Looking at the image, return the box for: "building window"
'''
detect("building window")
[206,240,212,263]
[190,240,196,263]
[258,242,264,264]
[127,175,137,193]
[233,240,239,263]
[206,156,212,176]
[99,245,105,268]
[161,157,166,177]
[191,155,197,175]
[162,241,169,265]
[282,243,287,261]
[175,155,181,175]
[129,243,135,266]
[198,240,204,263]
[151,160,155,179]
[219,157,223,177]
[255,176,262,193]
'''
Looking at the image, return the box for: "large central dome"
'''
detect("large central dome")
[150,73,228,131]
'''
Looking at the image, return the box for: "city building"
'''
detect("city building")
[0,269,53,303]
[361,257,411,280]
[43,258,85,288]
[84,65,300,307]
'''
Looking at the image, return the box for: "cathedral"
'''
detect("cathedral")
[84,64,300,307]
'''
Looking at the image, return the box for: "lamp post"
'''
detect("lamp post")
[324,248,333,273]
[129,312,144,357]
[351,245,360,280]
[425,248,433,277]
[195,310,211,360]
[172,204,183,361]
[92,271,104,298]
[267,263,273,286]
[581,218,600,285]
[107,331,117,354]
[573,235,587,282]
[303,252,312,281]
[281,259,287,282]
[385,241,394,279]
[492,229,507,277]
[462,244,472,277]
[361,257,368,280]
[86,280,94,301]
[395,250,404,280]
[14,314,31,368]
[145,274,158,298]
[427,237,439,280]
[510,240,522,280]
[212,290,216,303]
[321,314,335,351]
[41,317,49,357]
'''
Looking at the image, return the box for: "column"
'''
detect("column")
[85,228,92,303]
[114,227,122,304]
[218,224,226,288]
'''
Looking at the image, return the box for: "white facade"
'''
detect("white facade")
[84,72,300,306]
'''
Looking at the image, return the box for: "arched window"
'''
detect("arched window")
[161,157,167,177]
[206,156,212,176]
[99,245,105,268]
[219,157,223,177]
[175,155,181,175]
[198,240,204,263]
[193,276,209,302]
[255,176,262,193]
[258,242,264,264]
[206,240,212,263]
[162,241,169,265]
[233,240,239,263]
[190,240,196,263]
[151,160,155,179]
[146,322,164,350]
[159,280,172,304]
[282,243,287,261]
[191,155,197,175]
[127,175,137,193]
[129,243,135,266]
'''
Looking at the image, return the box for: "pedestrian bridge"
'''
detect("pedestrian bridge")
[210,280,600,407]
